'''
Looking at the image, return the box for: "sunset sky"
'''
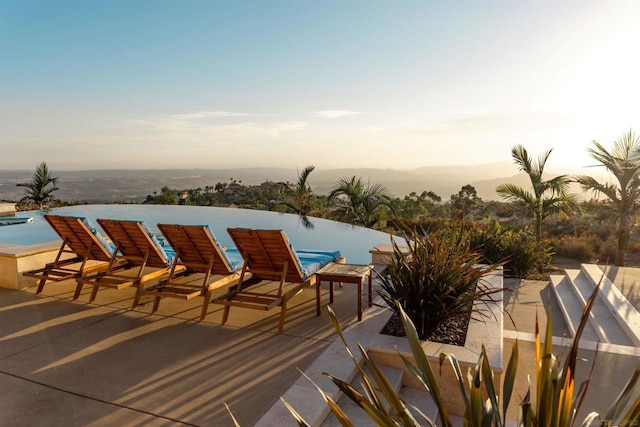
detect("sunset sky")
[1,0,638,173]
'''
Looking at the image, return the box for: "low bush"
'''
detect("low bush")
[627,240,640,254]
[553,234,600,260]
[599,238,618,261]
[468,219,553,278]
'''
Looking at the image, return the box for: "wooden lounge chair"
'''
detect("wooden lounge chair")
[212,228,341,333]
[75,219,184,307]
[139,224,242,319]
[23,215,126,295]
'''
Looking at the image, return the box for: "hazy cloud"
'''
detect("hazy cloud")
[310,110,365,119]
[167,111,255,121]
[126,112,308,139]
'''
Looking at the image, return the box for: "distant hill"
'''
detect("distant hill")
[0,163,606,204]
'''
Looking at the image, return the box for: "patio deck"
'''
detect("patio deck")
[0,277,367,426]
[1,266,639,425]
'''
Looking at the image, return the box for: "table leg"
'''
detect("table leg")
[316,278,321,316]
[368,274,373,307]
[357,280,363,321]
[329,281,334,304]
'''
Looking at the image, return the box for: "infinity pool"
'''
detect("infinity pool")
[0,205,397,264]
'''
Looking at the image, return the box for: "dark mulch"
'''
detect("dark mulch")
[380,309,471,346]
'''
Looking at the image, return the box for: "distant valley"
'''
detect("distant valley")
[0,163,603,204]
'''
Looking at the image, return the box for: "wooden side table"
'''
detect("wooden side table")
[315,263,373,321]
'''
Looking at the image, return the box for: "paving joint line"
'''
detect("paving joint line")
[0,369,198,426]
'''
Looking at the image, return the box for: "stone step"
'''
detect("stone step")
[550,274,599,341]
[564,269,634,346]
[580,264,640,346]
[398,386,439,423]
[321,364,445,426]
[321,364,404,426]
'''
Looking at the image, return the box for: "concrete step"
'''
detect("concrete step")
[564,269,634,346]
[398,386,438,423]
[321,364,442,426]
[550,274,599,342]
[580,264,640,346]
[321,364,403,426]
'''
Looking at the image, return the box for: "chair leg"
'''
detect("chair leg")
[36,276,48,294]
[277,297,288,334]
[89,284,100,303]
[151,296,161,313]
[221,304,230,325]
[131,285,143,309]
[73,281,84,300]
[200,291,212,321]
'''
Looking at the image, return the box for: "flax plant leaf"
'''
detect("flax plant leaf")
[397,300,453,427]
[439,352,469,408]
[279,399,311,427]
[479,345,502,427]
[358,343,402,414]
[224,403,242,427]
[299,371,352,427]
[502,339,518,423]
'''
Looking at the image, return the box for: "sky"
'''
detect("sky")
[0,0,638,173]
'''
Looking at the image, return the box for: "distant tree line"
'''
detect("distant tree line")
[17,129,640,267]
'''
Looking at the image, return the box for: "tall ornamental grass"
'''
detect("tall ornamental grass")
[376,227,502,339]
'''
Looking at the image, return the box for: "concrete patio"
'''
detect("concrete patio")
[1,266,639,426]
[0,278,368,426]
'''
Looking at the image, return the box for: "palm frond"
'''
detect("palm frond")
[496,184,535,205]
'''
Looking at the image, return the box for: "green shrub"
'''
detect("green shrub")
[376,227,502,339]
[467,219,507,265]
[495,230,550,278]
[468,219,553,278]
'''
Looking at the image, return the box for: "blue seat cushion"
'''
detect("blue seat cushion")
[157,234,243,273]
[295,249,341,279]
[139,221,173,266]
[75,216,115,256]
[221,248,243,272]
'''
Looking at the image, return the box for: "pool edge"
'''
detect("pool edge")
[0,240,62,289]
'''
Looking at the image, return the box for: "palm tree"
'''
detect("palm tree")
[575,129,640,266]
[17,162,59,209]
[496,145,579,243]
[285,165,315,216]
[328,176,393,228]
[284,165,316,228]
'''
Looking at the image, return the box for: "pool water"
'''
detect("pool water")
[0,205,398,265]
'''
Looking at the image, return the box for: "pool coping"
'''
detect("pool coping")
[0,240,64,289]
